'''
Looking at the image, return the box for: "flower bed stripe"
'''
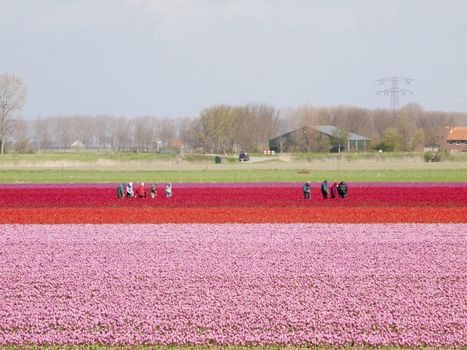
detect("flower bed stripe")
[1,186,466,208]
[2,207,466,224]
[1,223,465,347]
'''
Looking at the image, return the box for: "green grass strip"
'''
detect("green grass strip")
[0,169,466,183]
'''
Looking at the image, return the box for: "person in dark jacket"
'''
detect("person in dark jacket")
[150,183,157,198]
[321,180,329,199]
[117,183,125,199]
[330,182,338,199]
[303,181,311,199]
[337,181,348,198]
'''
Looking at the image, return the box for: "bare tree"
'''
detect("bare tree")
[10,118,31,153]
[133,116,155,152]
[159,118,176,150]
[95,115,113,150]
[69,116,94,148]
[0,73,27,154]
[396,104,423,151]
[52,116,74,149]
[235,104,278,152]
[115,117,131,152]
[185,118,208,152]
[177,117,194,152]
[33,118,53,150]
[291,127,321,152]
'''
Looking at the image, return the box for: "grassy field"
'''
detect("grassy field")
[0,168,466,183]
[2,150,466,163]
[0,151,179,162]
[1,151,466,183]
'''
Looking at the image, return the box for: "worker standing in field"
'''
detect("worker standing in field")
[150,183,157,198]
[330,182,338,199]
[337,181,348,198]
[136,182,147,198]
[303,181,311,199]
[117,182,125,199]
[165,183,173,198]
[126,182,134,198]
[321,180,329,199]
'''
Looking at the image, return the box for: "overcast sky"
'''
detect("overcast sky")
[1,0,466,118]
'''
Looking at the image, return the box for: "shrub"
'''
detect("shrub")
[424,151,445,162]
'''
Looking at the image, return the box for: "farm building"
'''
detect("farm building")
[70,141,85,150]
[445,126,467,152]
[269,125,370,153]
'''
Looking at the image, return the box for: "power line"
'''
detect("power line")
[376,76,414,110]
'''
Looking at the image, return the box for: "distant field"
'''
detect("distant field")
[1,151,466,183]
[0,168,466,183]
[2,150,466,163]
[0,151,179,162]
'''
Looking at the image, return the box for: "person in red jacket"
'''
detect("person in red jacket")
[136,182,147,198]
[330,182,338,199]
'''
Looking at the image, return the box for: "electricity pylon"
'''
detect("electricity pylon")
[376,76,414,110]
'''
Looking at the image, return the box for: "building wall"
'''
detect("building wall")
[446,140,467,152]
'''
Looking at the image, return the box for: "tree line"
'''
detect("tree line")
[6,104,279,154]
[6,103,462,154]
[1,73,466,154]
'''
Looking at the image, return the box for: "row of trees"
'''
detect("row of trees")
[7,104,279,154]
[1,73,466,154]
[8,103,459,153]
[11,115,190,153]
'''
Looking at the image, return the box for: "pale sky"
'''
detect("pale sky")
[1,0,466,118]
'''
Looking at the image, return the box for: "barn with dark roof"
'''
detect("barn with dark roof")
[269,125,370,153]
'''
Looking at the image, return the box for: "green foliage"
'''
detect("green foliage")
[381,128,402,151]
[411,129,425,151]
[194,104,278,154]
[420,151,462,163]
[423,151,449,162]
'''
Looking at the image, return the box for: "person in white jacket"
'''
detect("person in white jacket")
[126,182,134,198]
[165,183,172,198]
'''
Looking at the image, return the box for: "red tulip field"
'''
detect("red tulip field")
[1,182,466,224]
[0,182,466,347]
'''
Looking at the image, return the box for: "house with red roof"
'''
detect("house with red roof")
[446,127,467,152]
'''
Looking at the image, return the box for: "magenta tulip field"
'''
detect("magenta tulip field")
[0,223,466,347]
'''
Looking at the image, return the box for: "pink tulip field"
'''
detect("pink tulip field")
[1,223,466,347]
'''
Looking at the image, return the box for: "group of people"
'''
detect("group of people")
[303,180,348,199]
[118,180,347,200]
[117,182,173,199]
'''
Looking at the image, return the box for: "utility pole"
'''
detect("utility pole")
[376,76,414,110]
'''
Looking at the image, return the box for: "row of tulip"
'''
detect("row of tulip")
[1,184,466,208]
[1,223,465,347]
[2,207,466,224]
